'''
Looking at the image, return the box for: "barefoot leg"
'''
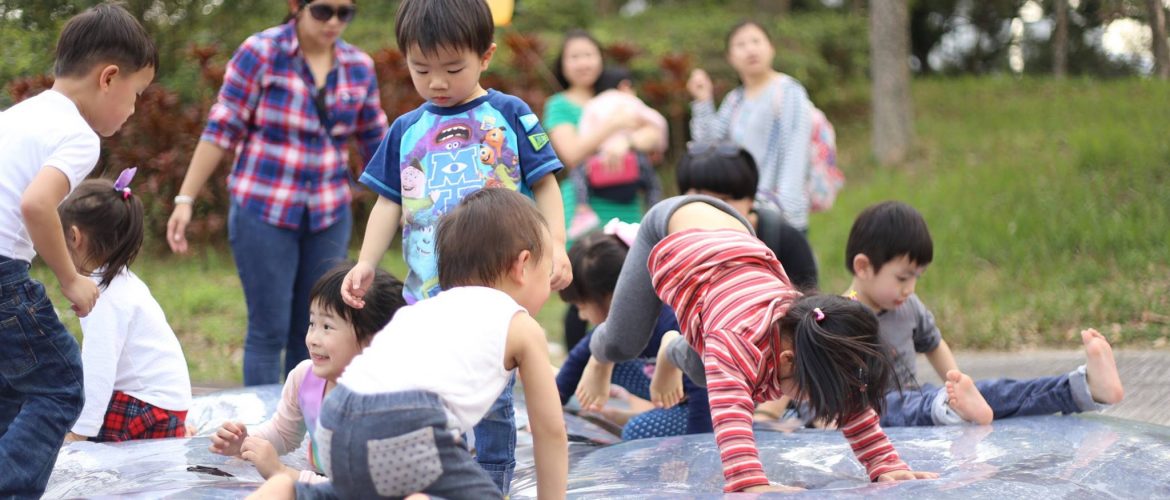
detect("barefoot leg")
[576,357,615,411]
[945,370,994,425]
[650,331,686,409]
[1082,328,1124,405]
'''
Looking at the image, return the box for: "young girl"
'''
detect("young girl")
[576,194,936,492]
[59,171,192,443]
[210,262,405,484]
[256,188,568,499]
[556,222,710,440]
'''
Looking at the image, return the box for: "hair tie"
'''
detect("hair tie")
[113,167,137,200]
[602,218,639,248]
[813,307,825,322]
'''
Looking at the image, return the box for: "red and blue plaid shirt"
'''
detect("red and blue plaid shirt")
[201,21,388,231]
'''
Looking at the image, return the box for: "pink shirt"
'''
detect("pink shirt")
[578,90,668,155]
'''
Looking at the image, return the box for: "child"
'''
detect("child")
[0,3,155,495]
[676,143,818,291]
[556,223,711,440]
[59,172,192,443]
[567,66,667,239]
[843,201,1124,427]
[340,0,569,492]
[210,262,405,484]
[576,195,936,492]
[258,188,568,499]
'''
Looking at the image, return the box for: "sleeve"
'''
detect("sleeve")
[912,297,942,353]
[44,132,100,190]
[839,408,911,480]
[353,65,390,163]
[249,363,309,455]
[774,222,818,292]
[357,120,404,203]
[512,99,564,186]
[200,35,268,151]
[770,82,813,229]
[555,331,594,405]
[541,93,576,131]
[688,91,738,145]
[72,297,132,436]
[703,328,771,492]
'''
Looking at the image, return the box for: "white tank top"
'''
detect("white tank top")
[340,286,525,433]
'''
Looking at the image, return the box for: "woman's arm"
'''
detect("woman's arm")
[167,141,229,254]
[352,69,389,163]
[688,69,736,144]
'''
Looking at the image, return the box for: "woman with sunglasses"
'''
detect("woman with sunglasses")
[167,0,388,386]
[688,21,816,233]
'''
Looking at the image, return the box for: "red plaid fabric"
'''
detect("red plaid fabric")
[93,391,188,442]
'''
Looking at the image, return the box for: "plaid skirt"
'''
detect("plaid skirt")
[93,391,188,442]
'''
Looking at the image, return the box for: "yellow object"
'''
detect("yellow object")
[486,0,514,26]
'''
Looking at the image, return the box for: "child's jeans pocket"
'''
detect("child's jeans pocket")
[0,309,40,379]
[367,426,443,496]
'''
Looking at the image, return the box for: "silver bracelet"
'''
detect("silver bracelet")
[173,195,195,205]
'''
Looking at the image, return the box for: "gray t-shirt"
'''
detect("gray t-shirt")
[876,294,942,389]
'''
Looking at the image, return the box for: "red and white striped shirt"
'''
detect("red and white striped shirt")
[649,229,908,491]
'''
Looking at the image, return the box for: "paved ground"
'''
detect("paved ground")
[915,349,1170,427]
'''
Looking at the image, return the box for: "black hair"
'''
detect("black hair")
[553,29,604,91]
[558,231,628,305]
[437,188,548,289]
[676,144,759,200]
[309,262,405,344]
[395,0,494,57]
[593,65,633,95]
[54,2,158,78]
[725,20,772,53]
[845,201,934,275]
[58,178,144,289]
[778,294,898,422]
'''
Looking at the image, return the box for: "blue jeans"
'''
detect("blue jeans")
[229,204,351,386]
[472,374,516,494]
[295,386,501,500]
[0,256,85,498]
[882,373,1092,427]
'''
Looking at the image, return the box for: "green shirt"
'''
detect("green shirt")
[542,92,583,132]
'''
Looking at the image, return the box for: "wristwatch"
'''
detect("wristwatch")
[174,195,195,205]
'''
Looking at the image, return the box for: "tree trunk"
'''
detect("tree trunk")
[870,0,914,166]
[1053,0,1069,78]
[1148,0,1170,79]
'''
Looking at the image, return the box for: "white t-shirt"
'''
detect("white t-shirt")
[72,269,193,436]
[340,287,525,434]
[0,89,100,262]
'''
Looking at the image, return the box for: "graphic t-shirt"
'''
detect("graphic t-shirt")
[360,90,562,301]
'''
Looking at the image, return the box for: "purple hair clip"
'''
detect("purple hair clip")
[113,167,137,200]
[813,307,825,322]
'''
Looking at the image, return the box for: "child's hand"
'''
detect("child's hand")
[63,431,88,443]
[60,272,99,318]
[342,262,376,308]
[550,245,572,291]
[743,483,806,493]
[209,421,248,456]
[877,469,939,482]
[575,357,614,411]
[245,473,296,500]
[241,436,285,479]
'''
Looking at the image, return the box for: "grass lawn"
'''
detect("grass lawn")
[30,77,1170,384]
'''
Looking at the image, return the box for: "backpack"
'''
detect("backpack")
[763,76,844,213]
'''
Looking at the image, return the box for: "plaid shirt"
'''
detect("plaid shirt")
[201,21,388,231]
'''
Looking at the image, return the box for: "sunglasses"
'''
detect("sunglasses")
[306,3,357,23]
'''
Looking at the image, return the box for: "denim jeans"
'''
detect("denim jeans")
[472,374,516,494]
[0,256,85,498]
[295,386,501,500]
[882,372,1094,427]
[228,204,351,386]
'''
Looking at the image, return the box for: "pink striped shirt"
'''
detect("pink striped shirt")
[649,229,908,491]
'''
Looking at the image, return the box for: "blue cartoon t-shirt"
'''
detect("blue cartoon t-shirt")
[360,90,562,302]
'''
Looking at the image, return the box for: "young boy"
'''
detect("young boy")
[340,0,569,492]
[844,201,1125,426]
[0,3,155,496]
[257,188,568,500]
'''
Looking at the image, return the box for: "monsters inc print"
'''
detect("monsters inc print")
[360,90,562,302]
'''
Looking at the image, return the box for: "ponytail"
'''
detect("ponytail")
[779,294,897,423]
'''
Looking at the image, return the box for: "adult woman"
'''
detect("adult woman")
[167,0,388,385]
[543,30,662,350]
[688,21,814,232]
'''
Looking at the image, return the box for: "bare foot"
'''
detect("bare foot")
[1082,328,1124,404]
[650,331,685,409]
[575,357,615,411]
[945,370,993,425]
